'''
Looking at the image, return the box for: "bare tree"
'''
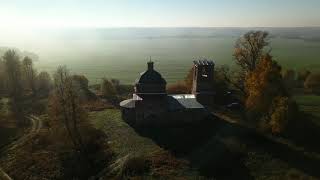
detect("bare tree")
[22,56,37,95]
[52,66,85,152]
[216,65,246,95]
[36,71,52,95]
[3,50,22,99]
[0,58,5,95]
[234,31,270,73]
[231,31,270,96]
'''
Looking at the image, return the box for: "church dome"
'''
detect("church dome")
[135,61,167,94]
[135,62,166,85]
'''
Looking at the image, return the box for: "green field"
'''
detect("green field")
[34,36,320,85]
[294,95,320,125]
[1,28,318,84]
[90,109,161,157]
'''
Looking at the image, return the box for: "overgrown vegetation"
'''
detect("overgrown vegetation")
[0,49,113,179]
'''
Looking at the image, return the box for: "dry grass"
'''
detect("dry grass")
[0,114,113,180]
[90,109,194,179]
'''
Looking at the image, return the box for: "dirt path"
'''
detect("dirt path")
[5,115,42,152]
[0,115,42,180]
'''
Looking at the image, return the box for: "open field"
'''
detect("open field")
[34,35,320,84]
[1,27,320,84]
[294,95,320,125]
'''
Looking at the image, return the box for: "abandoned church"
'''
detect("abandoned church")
[120,60,215,127]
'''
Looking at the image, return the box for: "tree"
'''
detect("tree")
[0,58,6,95]
[167,82,189,94]
[184,67,194,93]
[231,31,270,96]
[72,75,89,90]
[50,66,85,152]
[36,71,52,95]
[101,78,117,99]
[234,31,270,73]
[111,79,120,89]
[297,70,311,88]
[282,69,296,92]
[304,73,320,94]
[244,54,298,134]
[245,54,286,120]
[3,50,22,98]
[297,70,311,82]
[22,56,37,95]
[269,96,298,134]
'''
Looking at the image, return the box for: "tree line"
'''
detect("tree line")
[0,50,52,99]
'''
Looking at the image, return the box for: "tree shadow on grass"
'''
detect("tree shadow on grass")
[286,112,320,153]
[131,114,320,179]
[133,116,254,179]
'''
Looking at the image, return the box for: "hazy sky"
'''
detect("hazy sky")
[0,0,319,28]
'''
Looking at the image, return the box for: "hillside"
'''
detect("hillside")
[90,102,320,179]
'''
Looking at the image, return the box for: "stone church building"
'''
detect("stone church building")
[120,60,215,127]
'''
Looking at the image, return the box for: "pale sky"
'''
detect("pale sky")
[0,0,319,28]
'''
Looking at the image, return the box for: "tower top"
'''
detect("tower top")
[193,59,214,66]
[147,61,154,70]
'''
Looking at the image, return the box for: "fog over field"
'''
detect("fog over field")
[1,27,320,84]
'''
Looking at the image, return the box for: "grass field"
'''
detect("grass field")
[0,98,22,149]
[89,109,194,178]
[294,95,320,125]
[90,109,161,157]
[89,107,320,179]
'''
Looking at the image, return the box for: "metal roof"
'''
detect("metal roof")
[120,94,205,110]
[168,95,204,110]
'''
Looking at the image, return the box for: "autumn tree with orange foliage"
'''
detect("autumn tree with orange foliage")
[167,82,189,94]
[245,54,285,112]
[245,54,298,134]
[233,31,270,94]
[184,67,194,92]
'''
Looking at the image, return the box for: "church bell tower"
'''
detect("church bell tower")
[192,59,215,105]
